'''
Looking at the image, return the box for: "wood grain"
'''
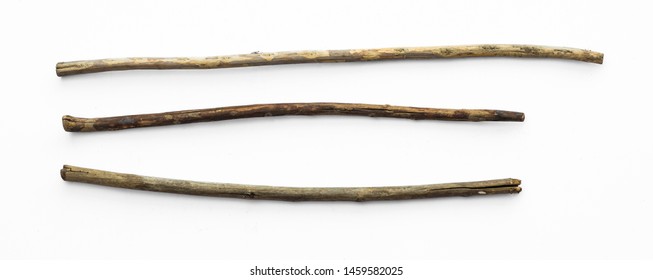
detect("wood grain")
[61,165,522,201]
[62,102,525,132]
[56,44,603,76]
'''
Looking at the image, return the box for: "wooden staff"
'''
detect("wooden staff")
[61,165,522,201]
[62,102,525,132]
[56,44,603,76]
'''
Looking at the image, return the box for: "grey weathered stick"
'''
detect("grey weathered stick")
[61,165,522,201]
[56,44,603,76]
[62,102,525,132]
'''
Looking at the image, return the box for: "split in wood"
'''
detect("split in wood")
[56,44,603,76]
[61,165,522,201]
[62,102,525,132]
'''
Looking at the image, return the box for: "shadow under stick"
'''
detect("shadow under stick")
[61,165,522,201]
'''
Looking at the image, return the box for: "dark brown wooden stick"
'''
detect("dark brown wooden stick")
[62,102,525,132]
[56,44,603,76]
[61,165,521,201]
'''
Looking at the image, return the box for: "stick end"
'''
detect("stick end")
[62,115,89,132]
[591,52,604,64]
[55,62,67,77]
[495,111,525,122]
[508,178,522,193]
[62,115,75,132]
[60,165,71,181]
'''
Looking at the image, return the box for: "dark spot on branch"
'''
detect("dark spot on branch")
[453,110,470,119]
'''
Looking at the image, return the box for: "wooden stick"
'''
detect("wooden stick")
[56,44,603,76]
[61,165,521,201]
[62,102,525,132]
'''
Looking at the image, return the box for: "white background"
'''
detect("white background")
[1,0,652,276]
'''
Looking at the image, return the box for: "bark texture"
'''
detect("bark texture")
[61,165,522,201]
[62,102,525,132]
[56,44,603,76]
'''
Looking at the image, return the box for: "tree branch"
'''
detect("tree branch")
[61,165,522,201]
[56,44,603,76]
[62,102,525,132]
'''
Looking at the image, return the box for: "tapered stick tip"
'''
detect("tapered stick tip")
[495,111,525,122]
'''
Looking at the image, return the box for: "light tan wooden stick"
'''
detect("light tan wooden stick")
[61,165,522,201]
[56,44,603,76]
